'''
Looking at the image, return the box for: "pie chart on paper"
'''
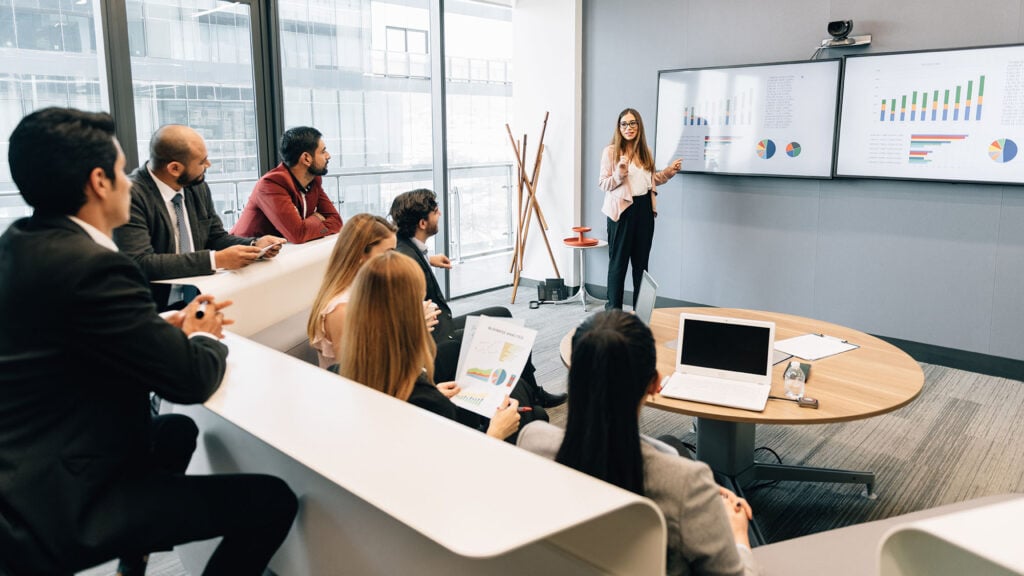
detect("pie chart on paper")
[756,139,776,159]
[786,142,802,157]
[989,138,1017,163]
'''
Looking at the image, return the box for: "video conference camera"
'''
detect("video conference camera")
[821,19,870,48]
[827,20,853,41]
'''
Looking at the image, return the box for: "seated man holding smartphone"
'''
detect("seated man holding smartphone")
[115,124,285,310]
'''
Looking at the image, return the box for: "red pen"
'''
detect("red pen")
[517,407,533,413]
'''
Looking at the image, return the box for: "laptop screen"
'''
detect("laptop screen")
[679,318,771,376]
[634,271,658,325]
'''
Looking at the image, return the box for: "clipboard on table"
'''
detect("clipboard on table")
[774,333,859,361]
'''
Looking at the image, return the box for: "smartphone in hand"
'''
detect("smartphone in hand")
[257,241,286,260]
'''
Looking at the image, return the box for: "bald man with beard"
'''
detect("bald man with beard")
[115,125,285,309]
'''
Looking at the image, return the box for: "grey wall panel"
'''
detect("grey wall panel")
[814,179,1001,353]
[583,0,1024,361]
[678,176,820,314]
[682,1,828,67]
[828,0,1022,52]
[991,188,1024,360]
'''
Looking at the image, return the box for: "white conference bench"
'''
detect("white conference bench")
[752,493,1024,576]
[155,235,335,356]
[174,334,667,575]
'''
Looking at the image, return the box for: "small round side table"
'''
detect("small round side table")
[556,239,608,311]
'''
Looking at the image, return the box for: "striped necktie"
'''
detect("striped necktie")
[171,193,192,253]
[171,192,199,304]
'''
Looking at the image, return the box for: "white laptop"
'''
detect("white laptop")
[659,313,776,412]
[634,271,658,325]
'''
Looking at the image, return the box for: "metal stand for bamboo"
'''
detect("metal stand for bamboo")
[507,112,560,304]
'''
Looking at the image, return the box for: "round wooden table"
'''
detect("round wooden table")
[560,307,924,542]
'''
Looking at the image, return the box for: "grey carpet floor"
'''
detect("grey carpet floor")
[79,286,1024,574]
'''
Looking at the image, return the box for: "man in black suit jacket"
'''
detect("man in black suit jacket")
[0,108,297,575]
[389,189,566,408]
[114,124,285,309]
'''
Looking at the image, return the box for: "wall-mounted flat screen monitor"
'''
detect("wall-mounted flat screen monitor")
[654,59,841,178]
[836,44,1024,185]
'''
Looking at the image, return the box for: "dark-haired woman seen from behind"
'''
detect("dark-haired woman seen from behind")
[599,108,682,310]
[518,310,756,575]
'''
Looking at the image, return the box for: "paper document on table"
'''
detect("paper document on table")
[451,316,536,418]
[774,333,859,361]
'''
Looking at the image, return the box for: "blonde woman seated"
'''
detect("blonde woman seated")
[337,251,520,440]
[518,310,757,575]
[307,213,440,369]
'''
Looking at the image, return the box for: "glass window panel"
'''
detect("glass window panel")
[407,29,427,54]
[444,0,514,296]
[0,0,108,235]
[127,0,260,216]
[385,26,405,52]
[279,0,432,222]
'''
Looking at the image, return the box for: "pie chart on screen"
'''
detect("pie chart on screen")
[756,139,776,159]
[989,138,1017,163]
[786,142,801,157]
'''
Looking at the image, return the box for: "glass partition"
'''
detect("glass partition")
[0,0,110,232]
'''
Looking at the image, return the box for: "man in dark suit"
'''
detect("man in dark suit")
[389,188,566,408]
[114,124,285,309]
[0,108,297,575]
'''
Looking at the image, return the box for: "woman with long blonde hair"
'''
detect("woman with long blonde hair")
[338,251,520,440]
[308,213,439,368]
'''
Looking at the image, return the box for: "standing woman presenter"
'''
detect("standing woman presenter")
[599,108,682,310]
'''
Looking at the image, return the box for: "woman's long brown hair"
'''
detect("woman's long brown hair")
[336,251,436,401]
[307,213,397,343]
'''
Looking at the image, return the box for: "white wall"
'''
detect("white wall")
[512,0,582,285]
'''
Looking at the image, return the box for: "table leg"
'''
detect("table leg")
[553,248,587,309]
[693,418,879,544]
[553,247,606,311]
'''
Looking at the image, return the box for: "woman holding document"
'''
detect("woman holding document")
[308,213,440,369]
[336,251,521,440]
[599,108,682,310]
[518,310,758,575]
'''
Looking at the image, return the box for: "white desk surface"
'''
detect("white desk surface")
[879,497,1024,575]
[156,237,335,337]
[206,333,665,560]
[752,494,1024,576]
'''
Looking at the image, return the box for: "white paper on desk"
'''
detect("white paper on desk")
[774,333,859,361]
[451,316,536,418]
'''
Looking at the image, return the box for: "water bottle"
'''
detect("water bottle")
[784,361,805,400]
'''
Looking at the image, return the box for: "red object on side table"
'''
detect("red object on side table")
[564,226,599,247]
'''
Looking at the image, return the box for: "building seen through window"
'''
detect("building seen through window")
[1,0,515,290]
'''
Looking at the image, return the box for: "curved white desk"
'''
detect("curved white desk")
[176,334,666,575]
[155,236,335,351]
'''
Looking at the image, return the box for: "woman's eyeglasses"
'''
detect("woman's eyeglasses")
[619,120,638,128]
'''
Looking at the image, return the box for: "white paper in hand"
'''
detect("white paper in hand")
[451,316,536,418]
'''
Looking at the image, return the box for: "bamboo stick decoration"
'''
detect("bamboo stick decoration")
[506,112,560,304]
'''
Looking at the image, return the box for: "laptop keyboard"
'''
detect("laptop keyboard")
[661,373,769,412]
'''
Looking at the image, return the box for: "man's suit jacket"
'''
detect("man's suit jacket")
[395,235,456,342]
[230,163,342,244]
[0,215,228,572]
[114,164,255,305]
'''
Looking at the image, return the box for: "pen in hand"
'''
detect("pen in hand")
[195,301,208,319]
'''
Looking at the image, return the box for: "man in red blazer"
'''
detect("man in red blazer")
[231,126,343,243]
